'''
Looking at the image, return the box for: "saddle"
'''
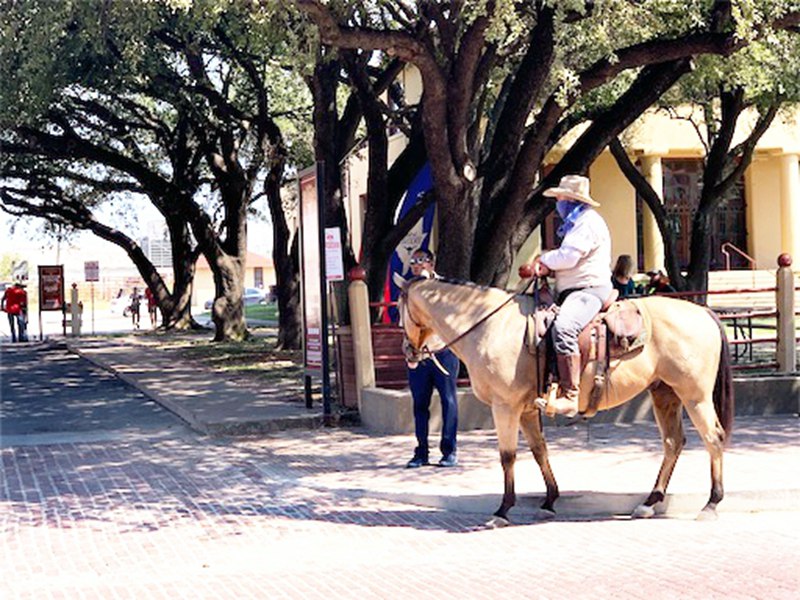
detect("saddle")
[525,295,650,417]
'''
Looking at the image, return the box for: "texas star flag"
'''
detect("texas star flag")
[384,163,435,323]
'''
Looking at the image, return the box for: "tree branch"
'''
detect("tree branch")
[608,137,683,283]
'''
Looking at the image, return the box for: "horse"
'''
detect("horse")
[395,274,734,526]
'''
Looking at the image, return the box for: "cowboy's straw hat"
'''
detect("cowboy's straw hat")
[543,174,600,207]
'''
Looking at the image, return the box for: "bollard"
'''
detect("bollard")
[347,266,376,410]
[775,254,796,373]
[70,284,82,336]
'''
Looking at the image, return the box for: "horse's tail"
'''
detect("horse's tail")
[708,309,735,443]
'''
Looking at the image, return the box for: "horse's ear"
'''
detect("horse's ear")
[419,268,433,279]
[392,272,407,291]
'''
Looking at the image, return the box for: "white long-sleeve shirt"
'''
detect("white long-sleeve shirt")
[540,208,612,293]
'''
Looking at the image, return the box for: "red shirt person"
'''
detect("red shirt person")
[144,287,158,328]
[1,282,28,342]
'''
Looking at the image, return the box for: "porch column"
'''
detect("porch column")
[639,155,665,273]
[779,154,800,261]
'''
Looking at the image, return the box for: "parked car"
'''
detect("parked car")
[204,287,268,311]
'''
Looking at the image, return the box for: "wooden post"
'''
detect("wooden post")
[70,283,81,336]
[775,253,796,373]
[347,266,375,411]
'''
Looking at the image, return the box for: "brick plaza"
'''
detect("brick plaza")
[3,425,799,599]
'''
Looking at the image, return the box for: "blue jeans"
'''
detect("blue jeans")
[408,349,459,460]
[7,313,27,343]
[552,284,612,355]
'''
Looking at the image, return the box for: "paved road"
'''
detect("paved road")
[1,341,190,442]
[1,342,798,599]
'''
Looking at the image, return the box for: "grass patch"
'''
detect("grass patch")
[195,302,278,322]
[245,303,278,321]
[174,332,303,383]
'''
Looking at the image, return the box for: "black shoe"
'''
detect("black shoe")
[406,456,429,468]
[437,454,458,468]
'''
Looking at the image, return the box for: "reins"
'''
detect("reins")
[403,276,537,369]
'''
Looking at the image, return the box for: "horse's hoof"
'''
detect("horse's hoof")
[537,508,556,520]
[485,515,510,529]
[631,504,655,519]
[696,507,718,521]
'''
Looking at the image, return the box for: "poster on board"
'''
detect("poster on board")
[38,265,65,311]
[298,166,323,373]
[324,227,344,282]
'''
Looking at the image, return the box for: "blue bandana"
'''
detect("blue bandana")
[556,200,587,238]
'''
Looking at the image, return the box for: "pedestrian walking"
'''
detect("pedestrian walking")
[130,287,141,330]
[145,287,158,328]
[1,281,28,342]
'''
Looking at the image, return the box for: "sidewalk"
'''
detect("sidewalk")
[66,335,800,519]
[68,334,323,436]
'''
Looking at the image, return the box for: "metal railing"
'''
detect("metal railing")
[721,242,757,270]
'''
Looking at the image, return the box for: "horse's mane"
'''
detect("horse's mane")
[425,276,512,295]
[413,276,516,312]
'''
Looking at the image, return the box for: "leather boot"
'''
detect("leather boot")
[546,353,582,417]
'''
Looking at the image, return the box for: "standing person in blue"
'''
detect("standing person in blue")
[404,248,460,468]
[531,175,613,418]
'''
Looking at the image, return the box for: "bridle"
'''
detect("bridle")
[397,278,436,362]
[399,275,537,373]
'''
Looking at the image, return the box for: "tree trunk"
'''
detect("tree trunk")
[187,180,250,342]
[435,183,474,279]
[265,143,302,349]
[209,251,248,342]
[157,213,199,330]
[310,59,356,269]
[275,236,302,349]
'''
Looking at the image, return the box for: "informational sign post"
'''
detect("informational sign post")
[38,265,65,339]
[84,261,99,282]
[324,227,345,282]
[84,261,99,334]
[298,162,332,419]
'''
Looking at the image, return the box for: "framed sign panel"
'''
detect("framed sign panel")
[38,265,65,311]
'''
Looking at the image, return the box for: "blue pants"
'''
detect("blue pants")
[7,313,27,343]
[408,349,459,460]
[552,284,612,355]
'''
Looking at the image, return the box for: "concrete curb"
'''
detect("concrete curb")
[204,414,327,437]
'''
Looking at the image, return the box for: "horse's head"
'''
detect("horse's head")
[393,271,436,364]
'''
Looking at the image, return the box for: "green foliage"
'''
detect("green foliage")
[661,28,800,109]
[1,0,315,198]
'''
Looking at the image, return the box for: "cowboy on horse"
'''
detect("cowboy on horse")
[530,174,613,418]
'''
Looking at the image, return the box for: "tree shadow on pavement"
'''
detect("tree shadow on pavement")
[1,416,796,535]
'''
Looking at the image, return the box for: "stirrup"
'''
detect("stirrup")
[534,383,578,418]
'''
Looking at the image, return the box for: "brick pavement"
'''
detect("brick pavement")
[3,423,799,599]
[4,338,798,598]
